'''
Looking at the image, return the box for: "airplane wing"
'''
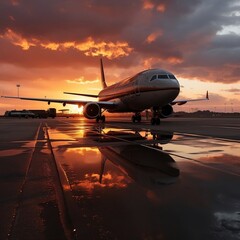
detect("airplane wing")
[171,91,209,106]
[63,92,99,98]
[1,96,116,109]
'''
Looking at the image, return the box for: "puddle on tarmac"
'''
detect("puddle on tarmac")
[0,149,26,157]
[0,140,38,157]
[48,125,240,240]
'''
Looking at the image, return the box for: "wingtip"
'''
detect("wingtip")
[1,96,19,99]
[206,91,209,100]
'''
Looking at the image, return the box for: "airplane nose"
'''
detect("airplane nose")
[170,77,180,90]
[171,78,180,96]
[175,79,180,90]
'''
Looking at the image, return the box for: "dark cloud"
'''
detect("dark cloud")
[0,0,140,41]
[0,0,239,83]
[224,88,240,95]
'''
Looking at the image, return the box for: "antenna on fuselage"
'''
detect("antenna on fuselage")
[100,58,107,89]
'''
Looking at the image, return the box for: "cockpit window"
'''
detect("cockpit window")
[168,74,176,79]
[150,75,157,81]
[158,74,169,79]
[150,74,176,81]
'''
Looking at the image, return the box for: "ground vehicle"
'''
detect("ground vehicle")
[4,108,56,118]
[27,108,56,118]
[4,110,35,118]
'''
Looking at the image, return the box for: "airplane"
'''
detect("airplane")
[1,59,209,125]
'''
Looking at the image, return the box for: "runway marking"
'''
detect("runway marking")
[44,122,79,240]
[216,126,240,130]
[204,125,240,130]
[172,132,240,143]
[7,122,42,240]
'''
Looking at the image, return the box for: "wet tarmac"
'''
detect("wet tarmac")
[0,117,240,240]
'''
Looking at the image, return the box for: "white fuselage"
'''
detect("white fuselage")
[98,69,180,112]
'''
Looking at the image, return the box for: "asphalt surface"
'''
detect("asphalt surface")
[0,116,239,240]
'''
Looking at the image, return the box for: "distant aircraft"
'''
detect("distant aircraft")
[58,109,70,113]
[1,59,209,125]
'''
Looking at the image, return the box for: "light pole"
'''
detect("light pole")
[16,84,20,97]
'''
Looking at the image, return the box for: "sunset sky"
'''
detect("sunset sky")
[0,0,240,114]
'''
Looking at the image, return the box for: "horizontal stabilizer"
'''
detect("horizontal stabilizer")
[63,92,98,98]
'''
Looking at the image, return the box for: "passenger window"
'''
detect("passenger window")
[158,75,169,79]
[168,75,176,79]
[150,75,157,81]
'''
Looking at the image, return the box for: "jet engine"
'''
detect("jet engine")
[160,104,173,118]
[83,102,101,119]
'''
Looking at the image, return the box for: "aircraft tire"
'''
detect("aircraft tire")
[101,115,105,123]
[96,115,105,123]
[156,118,161,125]
[151,117,160,125]
[151,118,156,125]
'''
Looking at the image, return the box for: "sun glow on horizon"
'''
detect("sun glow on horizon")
[68,105,83,114]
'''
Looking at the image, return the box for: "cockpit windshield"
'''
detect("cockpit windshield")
[168,75,176,79]
[158,74,169,79]
[150,75,157,81]
[150,74,176,81]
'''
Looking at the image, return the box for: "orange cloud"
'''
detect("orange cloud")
[143,0,154,10]
[146,30,163,43]
[74,37,133,59]
[40,42,60,51]
[143,57,160,68]
[66,77,99,85]
[1,28,36,50]
[167,57,183,64]
[157,4,166,13]
[1,30,133,59]
[143,1,165,12]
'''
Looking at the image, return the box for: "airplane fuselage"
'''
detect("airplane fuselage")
[98,69,180,113]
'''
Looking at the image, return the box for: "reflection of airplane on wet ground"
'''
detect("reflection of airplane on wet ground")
[98,130,179,186]
[56,126,179,185]
[2,59,208,125]
[84,128,180,185]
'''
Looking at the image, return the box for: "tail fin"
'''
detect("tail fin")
[100,58,107,89]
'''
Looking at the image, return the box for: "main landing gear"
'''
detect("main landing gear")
[96,109,106,123]
[151,107,161,125]
[151,117,160,125]
[132,113,141,123]
[96,115,105,123]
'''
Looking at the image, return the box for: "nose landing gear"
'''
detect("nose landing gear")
[151,107,161,125]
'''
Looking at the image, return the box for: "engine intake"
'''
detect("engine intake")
[160,104,173,118]
[83,102,101,119]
